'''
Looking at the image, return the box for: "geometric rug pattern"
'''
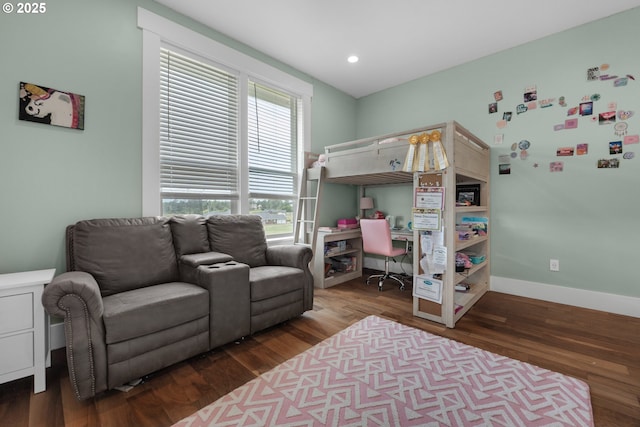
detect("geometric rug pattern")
[173,315,594,426]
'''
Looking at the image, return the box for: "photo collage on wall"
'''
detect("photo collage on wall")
[487,64,636,175]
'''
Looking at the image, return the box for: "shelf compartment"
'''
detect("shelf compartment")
[455,235,488,251]
[314,230,363,289]
[454,260,488,285]
[324,248,360,259]
[455,205,489,214]
[454,281,489,323]
[324,270,361,285]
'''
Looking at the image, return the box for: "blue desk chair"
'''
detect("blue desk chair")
[360,219,407,291]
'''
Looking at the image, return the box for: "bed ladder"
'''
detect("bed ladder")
[294,167,325,251]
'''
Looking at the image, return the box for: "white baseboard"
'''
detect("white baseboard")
[491,276,640,318]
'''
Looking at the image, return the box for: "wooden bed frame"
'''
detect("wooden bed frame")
[308,121,488,185]
[307,121,491,328]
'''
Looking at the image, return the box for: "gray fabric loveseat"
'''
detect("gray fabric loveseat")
[42,214,313,400]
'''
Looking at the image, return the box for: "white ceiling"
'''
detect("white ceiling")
[154,1,640,99]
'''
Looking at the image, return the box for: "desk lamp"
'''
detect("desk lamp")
[360,197,374,220]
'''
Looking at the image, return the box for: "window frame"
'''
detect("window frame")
[138,8,312,239]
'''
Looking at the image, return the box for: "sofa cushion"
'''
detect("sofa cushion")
[169,215,210,258]
[102,282,208,344]
[207,215,267,267]
[73,217,179,296]
[249,266,305,301]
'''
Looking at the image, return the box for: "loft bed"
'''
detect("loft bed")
[307,121,490,185]
[305,120,491,328]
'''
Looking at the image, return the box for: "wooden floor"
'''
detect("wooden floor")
[2,275,639,427]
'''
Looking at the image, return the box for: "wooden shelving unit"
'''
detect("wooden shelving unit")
[412,121,491,328]
[313,229,363,289]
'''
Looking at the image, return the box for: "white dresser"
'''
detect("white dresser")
[0,269,55,393]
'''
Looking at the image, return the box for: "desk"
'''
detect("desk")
[313,228,414,289]
[390,229,413,242]
[314,229,363,289]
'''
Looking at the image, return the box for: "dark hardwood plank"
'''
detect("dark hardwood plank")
[2,276,639,427]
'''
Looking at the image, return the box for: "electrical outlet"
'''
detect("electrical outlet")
[550,259,560,271]
[407,244,413,253]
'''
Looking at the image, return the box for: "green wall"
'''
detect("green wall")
[3,1,638,303]
[355,8,640,298]
[0,0,356,274]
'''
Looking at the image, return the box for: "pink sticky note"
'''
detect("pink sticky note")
[623,135,639,145]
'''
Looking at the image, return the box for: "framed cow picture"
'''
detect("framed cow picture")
[18,82,85,130]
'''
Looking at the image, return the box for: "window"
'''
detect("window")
[139,9,312,240]
[159,48,239,215]
[248,81,298,236]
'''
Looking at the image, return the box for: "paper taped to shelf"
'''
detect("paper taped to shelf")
[413,275,443,304]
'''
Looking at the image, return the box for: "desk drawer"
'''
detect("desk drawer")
[0,332,34,375]
[0,293,33,335]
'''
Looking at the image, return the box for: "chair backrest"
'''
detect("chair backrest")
[360,219,395,256]
[69,217,179,296]
[207,215,268,267]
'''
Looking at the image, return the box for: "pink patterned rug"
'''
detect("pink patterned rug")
[174,315,593,426]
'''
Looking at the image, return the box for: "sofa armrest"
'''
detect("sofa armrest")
[266,245,314,311]
[178,251,234,283]
[196,262,251,348]
[41,271,108,400]
[181,251,234,268]
[265,245,313,269]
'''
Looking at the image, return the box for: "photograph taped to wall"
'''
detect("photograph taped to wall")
[550,161,564,172]
[609,141,623,154]
[579,102,593,116]
[557,147,575,156]
[597,158,620,168]
[19,82,85,130]
[599,111,616,125]
[587,66,600,81]
[523,85,537,102]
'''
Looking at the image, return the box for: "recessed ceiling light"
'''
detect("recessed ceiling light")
[347,55,359,64]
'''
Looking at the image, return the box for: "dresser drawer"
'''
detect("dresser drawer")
[0,332,34,375]
[0,293,33,335]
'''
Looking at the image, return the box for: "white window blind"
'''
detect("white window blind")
[140,9,313,224]
[159,48,239,200]
[248,81,298,198]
